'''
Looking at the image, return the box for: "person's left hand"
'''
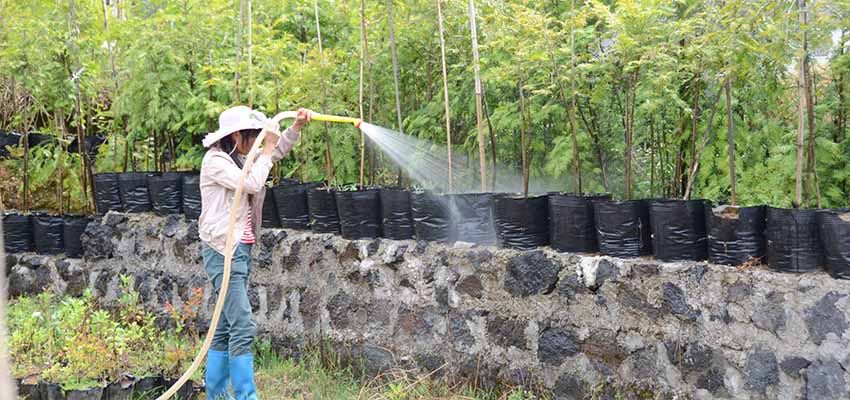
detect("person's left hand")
[292,108,313,131]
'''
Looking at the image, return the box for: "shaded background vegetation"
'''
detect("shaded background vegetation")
[0,0,848,213]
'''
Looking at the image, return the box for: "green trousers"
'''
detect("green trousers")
[202,242,256,356]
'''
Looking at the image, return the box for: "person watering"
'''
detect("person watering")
[199,105,312,400]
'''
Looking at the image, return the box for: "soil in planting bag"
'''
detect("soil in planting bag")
[705,203,766,266]
[308,187,341,233]
[817,209,850,279]
[148,172,183,215]
[549,193,611,253]
[410,191,454,242]
[3,211,34,253]
[261,189,281,228]
[182,173,202,219]
[493,194,550,250]
[63,215,92,258]
[94,173,123,214]
[336,188,382,239]
[32,212,64,255]
[766,207,823,273]
[649,199,708,262]
[118,172,153,213]
[273,182,321,229]
[450,193,496,245]
[380,187,414,240]
[593,199,652,258]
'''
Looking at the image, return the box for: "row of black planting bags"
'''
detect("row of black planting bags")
[0,131,105,158]
[3,173,849,279]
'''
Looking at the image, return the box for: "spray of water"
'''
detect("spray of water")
[358,122,562,194]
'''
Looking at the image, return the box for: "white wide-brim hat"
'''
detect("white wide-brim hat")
[202,105,270,148]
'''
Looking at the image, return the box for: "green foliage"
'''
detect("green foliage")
[6,276,203,390]
[1,0,849,209]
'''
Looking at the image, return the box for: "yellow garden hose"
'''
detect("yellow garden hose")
[156,111,360,400]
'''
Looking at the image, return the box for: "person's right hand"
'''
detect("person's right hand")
[292,108,313,131]
[262,129,280,155]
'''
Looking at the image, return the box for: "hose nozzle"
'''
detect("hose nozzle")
[311,113,362,127]
[270,111,362,129]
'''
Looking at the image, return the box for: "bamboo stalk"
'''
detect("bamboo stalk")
[368,49,376,186]
[235,0,244,102]
[726,75,736,206]
[55,110,65,214]
[69,0,91,212]
[804,45,821,208]
[22,97,31,211]
[247,0,253,107]
[482,91,497,190]
[468,0,487,192]
[436,0,452,192]
[650,116,656,197]
[519,71,529,198]
[314,0,334,184]
[359,0,366,187]
[386,0,405,186]
[625,75,634,200]
[794,0,806,208]
[568,0,581,193]
[683,87,722,200]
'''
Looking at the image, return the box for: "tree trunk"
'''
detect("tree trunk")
[576,100,609,190]
[235,0,244,102]
[725,75,737,206]
[247,0,253,107]
[359,0,367,187]
[519,72,529,197]
[482,90,497,190]
[794,0,806,208]
[436,0,452,191]
[101,0,118,91]
[22,97,31,211]
[568,0,581,193]
[468,0,487,192]
[650,116,656,196]
[624,81,632,200]
[689,65,702,175]
[683,87,722,200]
[804,48,821,208]
[314,0,334,184]
[55,110,65,214]
[368,40,377,186]
[69,0,91,211]
[386,0,405,186]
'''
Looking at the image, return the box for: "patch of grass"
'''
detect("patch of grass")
[248,341,545,400]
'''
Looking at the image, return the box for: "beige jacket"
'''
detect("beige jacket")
[199,128,299,255]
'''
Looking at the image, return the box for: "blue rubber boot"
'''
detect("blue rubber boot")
[205,350,234,400]
[229,353,259,400]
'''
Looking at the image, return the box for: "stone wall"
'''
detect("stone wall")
[5,212,850,399]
